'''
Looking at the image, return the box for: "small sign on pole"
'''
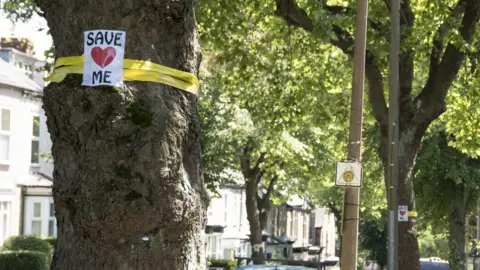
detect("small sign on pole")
[398,205,408,222]
[335,161,362,187]
[82,30,126,87]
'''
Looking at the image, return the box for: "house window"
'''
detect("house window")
[48,203,56,237]
[0,109,10,161]
[25,198,56,238]
[233,194,238,228]
[31,116,40,164]
[224,194,228,224]
[206,235,220,259]
[209,236,216,255]
[0,201,10,245]
[31,221,42,236]
[293,212,298,237]
[289,212,293,236]
[303,214,307,240]
[31,202,42,236]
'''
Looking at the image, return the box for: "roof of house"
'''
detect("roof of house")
[0,58,42,92]
[0,47,47,66]
[17,173,53,187]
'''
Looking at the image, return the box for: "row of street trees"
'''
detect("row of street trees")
[199,1,480,269]
[3,0,480,269]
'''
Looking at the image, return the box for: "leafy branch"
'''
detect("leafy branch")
[274,0,388,129]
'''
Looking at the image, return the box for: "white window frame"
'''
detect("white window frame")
[30,202,43,237]
[303,214,307,240]
[288,212,293,236]
[223,194,228,225]
[31,114,40,166]
[233,194,239,228]
[0,108,11,164]
[24,197,56,238]
[206,234,222,259]
[293,211,298,238]
[48,201,56,237]
[0,201,11,246]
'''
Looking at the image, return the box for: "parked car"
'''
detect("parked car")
[420,261,449,270]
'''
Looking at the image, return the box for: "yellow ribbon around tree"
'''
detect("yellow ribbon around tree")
[44,56,199,95]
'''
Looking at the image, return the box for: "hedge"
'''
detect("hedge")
[44,237,56,249]
[1,235,53,256]
[208,259,237,270]
[0,250,48,270]
[1,235,53,267]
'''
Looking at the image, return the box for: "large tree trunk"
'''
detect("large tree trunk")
[448,185,468,270]
[380,125,424,269]
[36,0,207,269]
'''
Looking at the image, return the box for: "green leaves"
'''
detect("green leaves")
[198,0,355,200]
[414,127,480,232]
[198,0,390,226]
[1,0,40,23]
[443,58,480,157]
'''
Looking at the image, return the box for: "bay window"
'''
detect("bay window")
[25,197,56,238]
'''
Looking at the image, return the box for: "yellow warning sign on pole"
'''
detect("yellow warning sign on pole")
[335,161,362,187]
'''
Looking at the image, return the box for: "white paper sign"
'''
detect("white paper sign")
[335,161,362,187]
[398,205,408,222]
[82,30,126,87]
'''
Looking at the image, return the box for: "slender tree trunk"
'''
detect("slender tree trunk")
[36,0,207,269]
[241,151,273,261]
[448,186,468,270]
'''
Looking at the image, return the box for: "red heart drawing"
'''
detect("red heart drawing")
[91,47,116,68]
[399,210,406,216]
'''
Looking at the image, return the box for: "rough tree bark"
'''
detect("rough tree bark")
[35,0,208,269]
[240,149,278,260]
[245,176,265,259]
[275,0,480,269]
[448,185,469,270]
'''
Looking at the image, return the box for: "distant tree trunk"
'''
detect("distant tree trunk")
[448,185,469,270]
[240,150,277,261]
[36,0,207,269]
[245,176,265,259]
